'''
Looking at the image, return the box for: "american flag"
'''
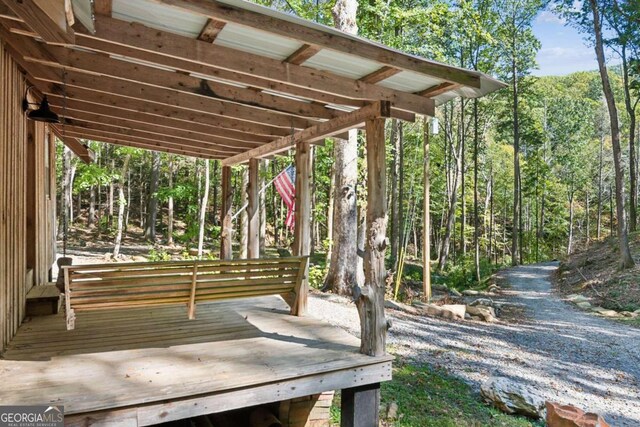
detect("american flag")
[274,165,296,230]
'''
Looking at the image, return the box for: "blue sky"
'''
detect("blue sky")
[532,10,618,76]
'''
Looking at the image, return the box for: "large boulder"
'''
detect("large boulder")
[462,289,479,296]
[466,305,496,322]
[414,303,466,320]
[545,401,610,427]
[480,377,545,419]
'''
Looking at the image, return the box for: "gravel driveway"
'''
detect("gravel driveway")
[308,262,640,426]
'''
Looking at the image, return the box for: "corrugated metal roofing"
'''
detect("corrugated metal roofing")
[109,0,505,109]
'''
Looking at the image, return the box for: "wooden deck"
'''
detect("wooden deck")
[0,296,392,426]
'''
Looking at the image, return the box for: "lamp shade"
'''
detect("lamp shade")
[26,95,59,123]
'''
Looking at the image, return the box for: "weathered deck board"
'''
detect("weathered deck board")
[0,296,391,422]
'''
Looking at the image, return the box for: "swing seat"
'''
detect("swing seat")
[62,256,308,330]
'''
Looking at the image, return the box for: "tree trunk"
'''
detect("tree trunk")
[259,160,267,256]
[586,189,590,247]
[197,160,210,257]
[511,53,521,266]
[108,159,114,228]
[89,185,96,227]
[167,156,174,246]
[460,100,466,257]
[590,0,634,268]
[113,155,131,259]
[597,135,603,239]
[473,99,481,283]
[423,118,431,300]
[144,151,160,241]
[324,0,359,295]
[621,45,637,232]
[211,160,219,226]
[239,167,249,258]
[438,125,462,271]
[390,119,401,268]
[568,188,574,256]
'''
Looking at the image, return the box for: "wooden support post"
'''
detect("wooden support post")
[423,118,431,301]
[356,118,388,357]
[247,158,260,258]
[188,262,198,320]
[292,141,312,316]
[220,165,233,260]
[340,383,381,427]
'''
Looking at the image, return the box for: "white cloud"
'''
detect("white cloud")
[536,10,567,25]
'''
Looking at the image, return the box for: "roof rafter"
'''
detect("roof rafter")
[152,0,481,88]
[86,17,434,116]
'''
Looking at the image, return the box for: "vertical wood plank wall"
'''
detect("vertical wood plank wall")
[27,123,57,288]
[0,40,27,349]
[0,40,54,350]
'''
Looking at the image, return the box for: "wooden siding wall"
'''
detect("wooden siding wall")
[26,122,57,288]
[0,40,28,349]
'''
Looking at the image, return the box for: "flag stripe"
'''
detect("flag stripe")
[274,165,296,231]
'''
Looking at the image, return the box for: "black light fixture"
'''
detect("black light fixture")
[22,86,60,123]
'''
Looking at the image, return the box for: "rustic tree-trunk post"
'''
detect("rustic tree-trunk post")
[292,141,312,316]
[356,117,388,357]
[167,155,174,246]
[220,165,233,260]
[259,160,267,256]
[423,118,431,301]
[247,158,260,259]
[239,167,249,258]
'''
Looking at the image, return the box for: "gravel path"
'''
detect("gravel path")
[308,262,640,426]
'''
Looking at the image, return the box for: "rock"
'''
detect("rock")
[440,304,466,320]
[432,284,448,291]
[488,284,501,292]
[188,248,211,256]
[386,402,399,420]
[634,309,640,315]
[466,305,496,322]
[620,311,635,318]
[568,294,589,303]
[131,255,147,262]
[416,303,465,320]
[576,301,592,310]
[449,288,462,297]
[462,289,479,296]
[598,310,620,317]
[469,298,494,307]
[545,401,610,427]
[480,377,545,419]
[591,307,619,317]
[464,313,472,320]
[384,300,421,315]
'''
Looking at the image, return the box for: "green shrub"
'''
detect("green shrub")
[148,248,171,262]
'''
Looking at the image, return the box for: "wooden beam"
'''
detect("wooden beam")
[0,22,298,139]
[415,82,460,97]
[359,117,387,357]
[153,0,481,88]
[220,166,233,260]
[93,0,112,16]
[291,141,311,316]
[60,127,232,158]
[247,158,260,259]
[284,44,321,65]
[86,17,434,115]
[60,119,245,155]
[49,127,93,163]
[26,43,340,120]
[2,0,74,43]
[341,383,381,427]
[55,106,263,149]
[222,101,393,166]
[198,18,226,42]
[359,66,401,84]
[46,96,270,144]
[59,129,222,159]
